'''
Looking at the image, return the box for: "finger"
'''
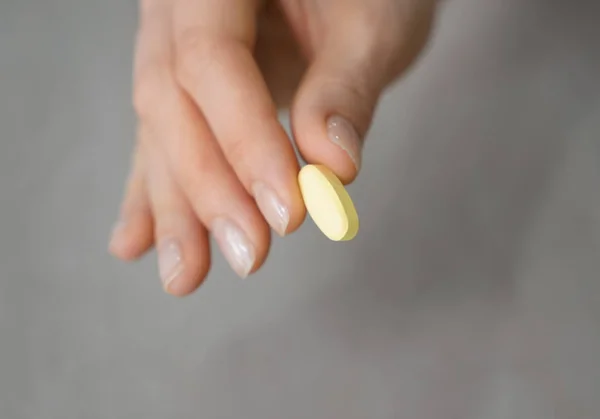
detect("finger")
[134,0,269,278]
[146,128,210,296]
[291,1,436,183]
[109,136,154,261]
[172,0,305,237]
[110,0,171,261]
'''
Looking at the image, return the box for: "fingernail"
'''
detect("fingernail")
[212,218,255,278]
[327,115,362,171]
[158,238,184,292]
[252,182,289,237]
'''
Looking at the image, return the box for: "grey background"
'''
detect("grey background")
[2,0,599,417]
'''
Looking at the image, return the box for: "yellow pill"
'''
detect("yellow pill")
[298,164,359,241]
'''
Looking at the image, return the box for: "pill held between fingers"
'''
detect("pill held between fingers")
[298,164,359,241]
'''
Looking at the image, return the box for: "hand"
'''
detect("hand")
[109,0,437,296]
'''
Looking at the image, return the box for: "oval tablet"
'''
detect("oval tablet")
[298,165,359,241]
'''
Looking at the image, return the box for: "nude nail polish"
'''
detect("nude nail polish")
[327,115,362,171]
[212,218,256,278]
[252,182,289,237]
[158,238,184,291]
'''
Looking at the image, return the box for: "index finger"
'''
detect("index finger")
[172,0,306,237]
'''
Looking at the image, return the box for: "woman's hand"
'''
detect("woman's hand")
[109,0,437,296]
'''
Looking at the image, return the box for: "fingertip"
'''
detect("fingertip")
[108,214,154,261]
[211,214,271,279]
[163,251,210,297]
[152,213,213,295]
[291,68,373,184]
[282,196,307,235]
[291,108,363,184]
[251,173,307,238]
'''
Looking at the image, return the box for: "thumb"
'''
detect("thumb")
[290,2,435,183]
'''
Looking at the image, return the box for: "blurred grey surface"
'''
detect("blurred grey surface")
[1,0,599,418]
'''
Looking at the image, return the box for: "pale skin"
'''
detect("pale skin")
[109,0,437,296]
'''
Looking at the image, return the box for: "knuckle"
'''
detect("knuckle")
[347,4,408,59]
[132,64,171,119]
[222,138,250,167]
[174,28,244,83]
[175,29,219,80]
[317,75,374,134]
[150,197,178,220]
[175,149,217,195]
[320,74,372,105]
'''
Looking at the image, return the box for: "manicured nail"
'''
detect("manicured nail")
[252,182,289,237]
[327,115,362,171]
[212,218,255,278]
[158,238,184,292]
